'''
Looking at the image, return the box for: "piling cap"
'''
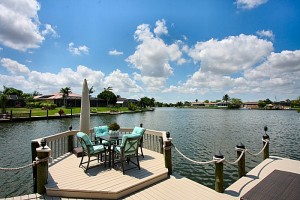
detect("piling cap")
[214,150,224,159]
[263,133,270,140]
[236,142,245,149]
[264,126,268,132]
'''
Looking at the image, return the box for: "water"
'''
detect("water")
[0,108,299,198]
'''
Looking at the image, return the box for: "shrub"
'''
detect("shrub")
[128,102,137,111]
[109,122,120,131]
[58,109,65,116]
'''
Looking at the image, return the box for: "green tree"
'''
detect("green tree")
[60,87,72,107]
[0,93,8,113]
[89,86,95,98]
[32,90,41,96]
[139,97,151,108]
[264,98,273,104]
[97,87,117,106]
[204,100,209,103]
[228,98,243,109]
[258,100,267,109]
[2,86,23,96]
[184,101,191,106]
[195,99,198,102]
[222,94,230,106]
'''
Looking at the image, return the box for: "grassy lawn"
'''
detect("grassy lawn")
[7,107,131,117]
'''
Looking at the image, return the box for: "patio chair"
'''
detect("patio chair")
[76,132,106,172]
[113,134,141,174]
[131,127,146,158]
[94,125,109,146]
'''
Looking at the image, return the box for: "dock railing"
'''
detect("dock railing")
[31,126,170,193]
[171,126,270,193]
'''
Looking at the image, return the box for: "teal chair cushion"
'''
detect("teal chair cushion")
[132,127,145,136]
[120,134,140,147]
[93,144,105,153]
[94,125,109,137]
[94,126,109,145]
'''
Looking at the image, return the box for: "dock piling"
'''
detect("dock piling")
[263,126,270,160]
[236,142,246,177]
[164,132,172,175]
[36,145,51,194]
[214,151,224,193]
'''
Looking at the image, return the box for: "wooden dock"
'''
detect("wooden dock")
[224,156,300,199]
[46,148,169,199]
[3,155,300,200]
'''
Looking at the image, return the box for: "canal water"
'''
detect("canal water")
[0,108,299,198]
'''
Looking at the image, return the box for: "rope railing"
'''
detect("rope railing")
[246,139,269,156]
[0,157,50,171]
[173,144,215,164]
[172,139,269,165]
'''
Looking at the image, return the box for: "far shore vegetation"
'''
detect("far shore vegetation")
[1,85,300,117]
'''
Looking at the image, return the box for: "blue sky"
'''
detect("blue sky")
[0,0,300,103]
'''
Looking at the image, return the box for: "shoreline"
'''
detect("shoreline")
[0,109,154,123]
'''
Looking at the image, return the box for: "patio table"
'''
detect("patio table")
[98,134,123,167]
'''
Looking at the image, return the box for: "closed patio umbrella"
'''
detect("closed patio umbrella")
[79,79,90,134]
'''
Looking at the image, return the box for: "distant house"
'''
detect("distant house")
[116,98,138,107]
[34,93,106,107]
[191,102,205,107]
[243,102,259,109]
[7,95,24,107]
[273,100,292,110]
[34,93,82,107]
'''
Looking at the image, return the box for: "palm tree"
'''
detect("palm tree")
[223,94,230,106]
[103,86,113,106]
[60,87,71,107]
[89,86,95,98]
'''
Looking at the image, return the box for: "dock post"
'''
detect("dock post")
[36,143,51,194]
[236,142,246,178]
[68,126,73,152]
[31,140,40,193]
[46,109,48,120]
[164,132,172,175]
[10,109,12,121]
[214,151,224,193]
[29,109,32,118]
[263,126,270,160]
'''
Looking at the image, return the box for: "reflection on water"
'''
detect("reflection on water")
[0,108,299,197]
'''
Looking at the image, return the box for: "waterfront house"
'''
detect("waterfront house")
[242,102,259,109]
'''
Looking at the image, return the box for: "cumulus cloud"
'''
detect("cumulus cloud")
[236,0,268,9]
[68,42,89,55]
[104,69,142,93]
[108,49,123,56]
[41,24,59,38]
[1,58,30,74]
[127,19,186,90]
[0,58,144,97]
[188,34,273,75]
[256,30,274,41]
[154,19,168,37]
[0,0,44,51]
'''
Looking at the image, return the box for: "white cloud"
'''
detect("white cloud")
[236,0,268,9]
[127,19,185,90]
[154,19,168,37]
[108,49,123,56]
[188,34,273,75]
[41,24,59,38]
[0,0,45,51]
[0,58,30,74]
[256,30,274,41]
[68,42,89,55]
[104,69,142,93]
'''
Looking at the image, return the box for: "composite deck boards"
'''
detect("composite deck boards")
[46,149,169,199]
